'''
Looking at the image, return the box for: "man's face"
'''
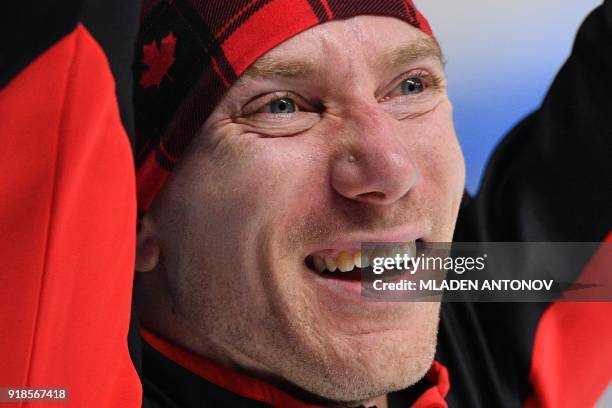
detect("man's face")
[138,15,465,404]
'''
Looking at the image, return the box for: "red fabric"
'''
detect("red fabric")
[141,328,448,407]
[221,0,319,73]
[0,25,140,407]
[413,361,449,408]
[523,233,612,408]
[320,0,333,19]
[137,151,171,212]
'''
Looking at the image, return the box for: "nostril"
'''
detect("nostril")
[356,191,386,201]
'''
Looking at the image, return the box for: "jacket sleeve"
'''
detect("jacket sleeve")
[0,1,142,406]
[439,2,612,407]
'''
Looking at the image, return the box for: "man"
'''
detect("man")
[130,0,611,406]
[0,1,610,407]
[134,5,460,407]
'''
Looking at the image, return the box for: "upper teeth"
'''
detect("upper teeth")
[309,241,416,273]
[318,250,364,273]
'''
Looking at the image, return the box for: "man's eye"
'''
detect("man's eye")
[400,78,425,95]
[264,98,297,113]
[240,92,317,120]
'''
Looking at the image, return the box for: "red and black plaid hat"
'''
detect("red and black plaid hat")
[133,0,432,215]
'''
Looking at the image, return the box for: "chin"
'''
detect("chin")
[279,302,441,403]
[303,342,437,404]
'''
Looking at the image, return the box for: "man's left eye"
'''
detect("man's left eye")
[383,71,442,102]
[400,78,425,95]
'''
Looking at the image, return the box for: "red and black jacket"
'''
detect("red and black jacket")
[0,0,142,406]
[0,1,610,407]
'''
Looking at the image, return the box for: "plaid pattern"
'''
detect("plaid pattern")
[133,0,432,214]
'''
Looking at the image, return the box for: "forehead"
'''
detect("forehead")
[244,15,438,78]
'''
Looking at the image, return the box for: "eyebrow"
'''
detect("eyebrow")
[384,37,445,70]
[242,36,444,80]
[243,57,316,79]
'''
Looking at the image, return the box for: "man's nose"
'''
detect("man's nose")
[330,104,419,205]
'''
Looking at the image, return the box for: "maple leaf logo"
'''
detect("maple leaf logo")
[139,32,176,88]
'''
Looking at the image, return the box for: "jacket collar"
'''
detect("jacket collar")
[141,328,448,408]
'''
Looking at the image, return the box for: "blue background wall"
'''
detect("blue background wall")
[415,1,601,194]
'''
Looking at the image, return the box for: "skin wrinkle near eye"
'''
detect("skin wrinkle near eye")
[380,92,444,122]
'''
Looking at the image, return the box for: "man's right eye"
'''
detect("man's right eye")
[264,98,297,114]
[235,91,321,137]
[241,91,314,117]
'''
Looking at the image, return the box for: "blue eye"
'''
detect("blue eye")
[400,78,425,95]
[266,98,296,113]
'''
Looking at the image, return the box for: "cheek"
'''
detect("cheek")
[416,103,463,181]
[183,133,328,240]
[151,135,325,313]
[246,137,328,198]
[406,103,465,223]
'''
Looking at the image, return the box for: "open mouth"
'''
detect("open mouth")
[304,240,420,282]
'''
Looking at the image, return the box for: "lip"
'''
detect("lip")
[310,272,364,303]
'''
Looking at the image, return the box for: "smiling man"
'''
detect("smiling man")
[134,4,463,406]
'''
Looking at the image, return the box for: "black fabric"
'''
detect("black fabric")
[0,0,81,90]
[141,340,275,408]
[387,377,433,407]
[0,0,141,149]
[437,2,612,407]
[140,338,434,408]
[81,0,142,149]
[133,0,227,167]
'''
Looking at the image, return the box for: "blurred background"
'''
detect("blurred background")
[415,1,601,194]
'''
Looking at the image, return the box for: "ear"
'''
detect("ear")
[135,213,161,272]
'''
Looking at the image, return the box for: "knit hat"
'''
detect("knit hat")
[133,0,432,215]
